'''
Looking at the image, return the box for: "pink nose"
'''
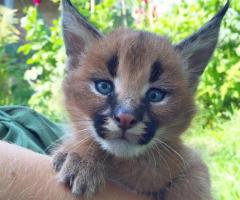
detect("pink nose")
[114,113,137,129]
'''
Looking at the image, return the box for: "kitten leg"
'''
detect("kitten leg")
[52,142,106,198]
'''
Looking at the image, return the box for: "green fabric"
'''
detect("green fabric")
[0,106,65,154]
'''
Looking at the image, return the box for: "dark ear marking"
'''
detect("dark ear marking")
[149,61,163,83]
[107,55,118,77]
[62,0,101,40]
[62,0,103,70]
[175,1,229,92]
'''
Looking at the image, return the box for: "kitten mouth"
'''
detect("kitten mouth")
[109,130,135,142]
[101,129,138,144]
[93,114,158,145]
[97,126,156,145]
[116,131,127,140]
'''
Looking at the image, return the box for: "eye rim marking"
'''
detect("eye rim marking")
[95,80,114,95]
[149,61,163,83]
[107,54,118,77]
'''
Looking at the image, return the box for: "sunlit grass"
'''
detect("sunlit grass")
[185,111,240,200]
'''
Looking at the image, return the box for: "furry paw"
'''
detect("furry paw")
[52,151,105,198]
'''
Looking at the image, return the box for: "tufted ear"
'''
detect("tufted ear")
[62,0,102,70]
[175,1,229,92]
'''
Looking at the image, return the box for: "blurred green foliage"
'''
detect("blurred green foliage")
[0,1,239,199]
[1,0,239,123]
[185,110,240,200]
[0,5,32,105]
[18,7,65,119]
[0,5,19,43]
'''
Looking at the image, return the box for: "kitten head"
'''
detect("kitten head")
[62,0,229,157]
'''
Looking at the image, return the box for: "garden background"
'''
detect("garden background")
[0,0,239,199]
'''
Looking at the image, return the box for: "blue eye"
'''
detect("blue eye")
[146,89,166,103]
[95,80,113,95]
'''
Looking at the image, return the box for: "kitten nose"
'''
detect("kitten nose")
[114,113,137,130]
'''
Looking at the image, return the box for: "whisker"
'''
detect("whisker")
[152,143,173,181]
[153,138,188,171]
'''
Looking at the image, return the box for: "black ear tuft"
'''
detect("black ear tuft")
[175,1,229,92]
[213,0,229,20]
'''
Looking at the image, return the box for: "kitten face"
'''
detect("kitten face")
[62,0,228,157]
[64,30,195,157]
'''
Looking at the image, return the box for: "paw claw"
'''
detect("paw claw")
[52,151,105,197]
[53,152,68,172]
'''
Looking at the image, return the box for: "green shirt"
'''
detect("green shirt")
[0,106,65,154]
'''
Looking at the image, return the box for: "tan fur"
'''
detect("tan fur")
[52,28,211,199]
[53,1,229,198]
